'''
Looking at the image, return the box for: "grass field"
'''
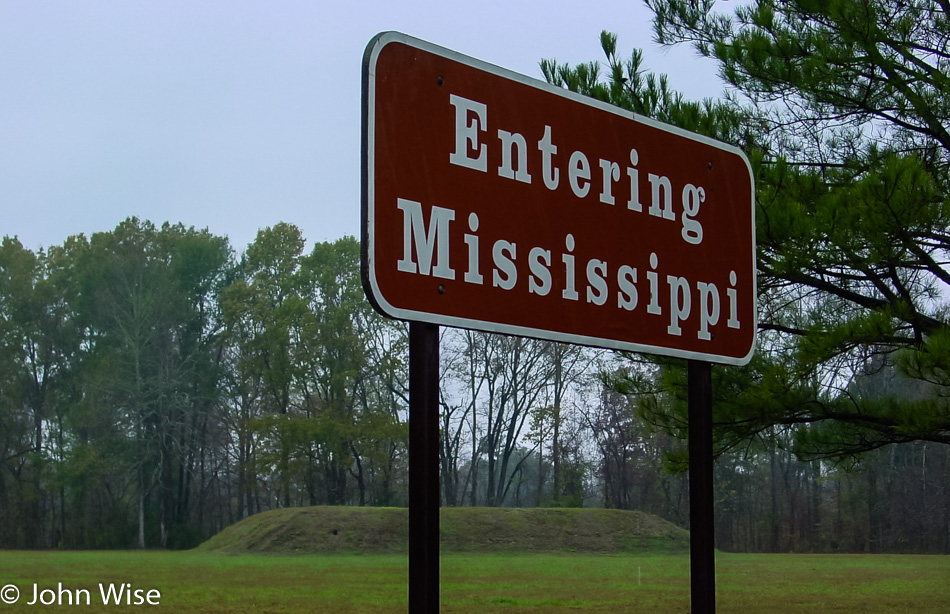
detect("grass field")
[0,550,946,613]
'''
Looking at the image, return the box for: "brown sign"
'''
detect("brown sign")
[362,32,756,365]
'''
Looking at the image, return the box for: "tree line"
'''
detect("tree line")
[0,217,946,552]
[0,220,412,549]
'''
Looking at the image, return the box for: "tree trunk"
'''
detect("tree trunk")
[137,483,146,550]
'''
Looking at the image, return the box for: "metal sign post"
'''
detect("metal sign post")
[688,360,715,613]
[408,321,440,613]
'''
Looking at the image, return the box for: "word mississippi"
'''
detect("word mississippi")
[396,201,740,341]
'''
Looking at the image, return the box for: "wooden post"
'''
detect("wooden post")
[409,321,440,613]
[688,359,715,613]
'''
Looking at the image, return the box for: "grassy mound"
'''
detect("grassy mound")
[197,506,689,555]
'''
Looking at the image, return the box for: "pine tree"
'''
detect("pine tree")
[545,0,950,459]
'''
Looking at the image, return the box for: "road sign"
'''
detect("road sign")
[362,32,756,365]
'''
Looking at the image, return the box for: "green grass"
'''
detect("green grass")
[0,550,947,612]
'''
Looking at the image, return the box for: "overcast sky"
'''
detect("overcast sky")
[1,1,729,254]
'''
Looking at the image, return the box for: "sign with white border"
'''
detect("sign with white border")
[362,32,756,365]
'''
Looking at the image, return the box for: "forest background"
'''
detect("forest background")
[1,0,949,555]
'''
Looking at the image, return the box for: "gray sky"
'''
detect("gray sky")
[1,0,726,254]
